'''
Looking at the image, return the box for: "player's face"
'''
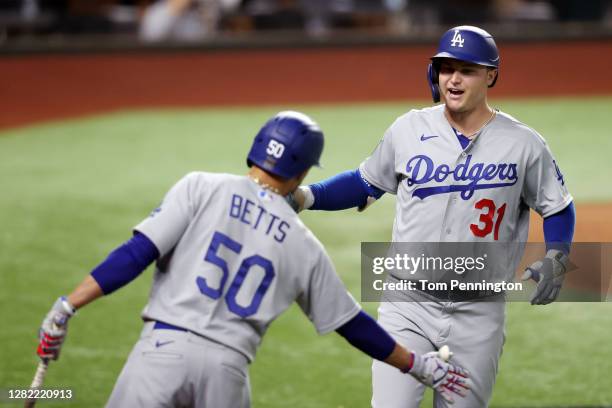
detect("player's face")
[438,59,496,113]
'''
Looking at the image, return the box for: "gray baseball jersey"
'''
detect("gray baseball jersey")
[134,172,360,361]
[360,105,572,408]
[360,105,572,243]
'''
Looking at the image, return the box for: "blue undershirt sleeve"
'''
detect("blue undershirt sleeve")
[310,169,385,211]
[543,201,575,255]
[90,232,160,295]
[336,310,396,361]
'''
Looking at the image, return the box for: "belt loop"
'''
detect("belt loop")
[141,321,156,337]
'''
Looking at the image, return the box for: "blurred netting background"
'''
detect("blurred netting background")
[1,1,612,407]
[1,0,612,42]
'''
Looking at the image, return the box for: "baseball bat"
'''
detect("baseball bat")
[24,359,49,408]
[25,320,61,408]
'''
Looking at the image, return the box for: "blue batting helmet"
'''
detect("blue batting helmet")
[427,25,500,102]
[247,111,324,179]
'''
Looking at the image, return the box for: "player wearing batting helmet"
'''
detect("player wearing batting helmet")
[290,26,575,407]
[35,111,470,407]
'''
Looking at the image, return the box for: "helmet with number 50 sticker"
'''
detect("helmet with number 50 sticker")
[247,111,324,179]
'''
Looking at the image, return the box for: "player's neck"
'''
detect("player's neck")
[247,167,293,196]
[444,104,495,137]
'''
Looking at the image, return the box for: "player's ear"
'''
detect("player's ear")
[286,169,310,196]
[295,169,310,185]
[487,68,498,88]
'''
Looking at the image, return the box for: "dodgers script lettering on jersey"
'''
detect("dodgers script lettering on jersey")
[405,154,518,200]
[359,105,572,243]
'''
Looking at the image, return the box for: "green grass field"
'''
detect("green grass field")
[1,98,611,407]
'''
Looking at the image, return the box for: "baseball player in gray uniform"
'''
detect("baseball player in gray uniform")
[35,111,471,407]
[290,26,576,407]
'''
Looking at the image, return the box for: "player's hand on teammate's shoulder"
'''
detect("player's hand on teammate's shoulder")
[521,249,569,305]
[36,296,76,360]
[285,186,378,213]
[406,346,470,404]
[357,196,377,212]
[285,186,314,213]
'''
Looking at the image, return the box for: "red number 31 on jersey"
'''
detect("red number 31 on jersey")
[470,198,506,241]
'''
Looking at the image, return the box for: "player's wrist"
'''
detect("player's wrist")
[51,296,76,321]
[545,249,569,270]
[59,296,76,316]
[402,351,418,374]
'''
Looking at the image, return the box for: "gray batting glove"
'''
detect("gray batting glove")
[407,350,470,404]
[285,186,314,213]
[521,249,569,305]
[37,297,76,360]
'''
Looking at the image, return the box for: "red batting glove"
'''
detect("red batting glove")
[36,297,75,360]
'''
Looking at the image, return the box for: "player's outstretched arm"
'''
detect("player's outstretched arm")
[286,169,384,212]
[36,232,159,361]
[336,311,469,403]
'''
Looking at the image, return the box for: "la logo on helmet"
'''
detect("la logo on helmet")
[450,30,464,48]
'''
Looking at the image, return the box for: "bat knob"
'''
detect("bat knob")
[438,345,452,361]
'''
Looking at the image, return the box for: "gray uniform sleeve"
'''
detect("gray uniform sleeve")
[296,245,361,335]
[522,138,573,217]
[359,125,399,194]
[134,172,200,256]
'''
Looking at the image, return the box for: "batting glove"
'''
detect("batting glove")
[37,297,76,360]
[521,249,569,305]
[285,186,314,213]
[406,349,470,404]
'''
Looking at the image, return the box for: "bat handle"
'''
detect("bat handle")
[30,359,49,388]
[24,359,48,408]
[26,317,64,407]
[24,396,37,408]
